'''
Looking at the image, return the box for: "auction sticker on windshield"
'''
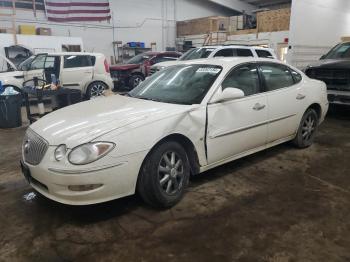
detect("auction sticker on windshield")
[196,67,221,74]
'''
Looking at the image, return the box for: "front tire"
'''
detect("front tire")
[293,108,319,148]
[128,75,144,90]
[137,141,190,208]
[86,81,107,99]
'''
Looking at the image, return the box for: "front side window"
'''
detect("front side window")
[236,49,254,57]
[129,64,222,105]
[30,55,46,70]
[260,64,295,91]
[222,64,260,96]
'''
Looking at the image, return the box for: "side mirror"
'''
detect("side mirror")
[320,54,326,60]
[211,88,245,103]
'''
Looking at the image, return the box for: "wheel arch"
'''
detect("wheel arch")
[139,133,201,178]
[307,103,322,121]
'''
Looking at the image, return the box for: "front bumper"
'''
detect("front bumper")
[21,148,147,205]
[327,90,350,105]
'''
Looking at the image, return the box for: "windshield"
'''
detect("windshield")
[18,56,34,71]
[179,48,215,61]
[129,64,222,105]
[127,53,151,64]
[323,43,350,59]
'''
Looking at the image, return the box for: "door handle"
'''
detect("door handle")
[253,103,266,111]
[296,94,306,100]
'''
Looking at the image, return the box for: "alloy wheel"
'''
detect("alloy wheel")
[90,83,106,98]
[158,151,184,195]
[301,114,317,143]
[133,77,142,88]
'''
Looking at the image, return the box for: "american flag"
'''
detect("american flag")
[44,0,111,22]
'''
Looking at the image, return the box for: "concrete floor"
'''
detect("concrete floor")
[0,106,349,262]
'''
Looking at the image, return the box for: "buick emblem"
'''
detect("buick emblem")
[24,140,30,154]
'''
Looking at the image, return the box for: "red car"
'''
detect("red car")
[110,51,182,90]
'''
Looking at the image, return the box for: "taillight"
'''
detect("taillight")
[104,59,110,73]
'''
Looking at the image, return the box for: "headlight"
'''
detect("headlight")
[68,142,115,165]
[55,144,67,161]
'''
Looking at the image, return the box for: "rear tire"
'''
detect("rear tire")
[137,141,190,208]
[86,81,107,99]
[293,108,319,148]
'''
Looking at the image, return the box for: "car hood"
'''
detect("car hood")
[30,94,193,148]
[307,59,350,69]
[110,64,140,71]
[0,70,23,81]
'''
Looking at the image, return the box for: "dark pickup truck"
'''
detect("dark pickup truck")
[305,42,350,106]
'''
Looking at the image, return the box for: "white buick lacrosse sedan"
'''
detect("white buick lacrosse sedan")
[21,57,328,208]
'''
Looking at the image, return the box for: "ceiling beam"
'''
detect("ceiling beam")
[208,0,256,14]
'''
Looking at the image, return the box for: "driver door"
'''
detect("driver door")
[24,54,46,82]
[206,63,268,164]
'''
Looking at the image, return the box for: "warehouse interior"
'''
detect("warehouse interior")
[0,0,350,261]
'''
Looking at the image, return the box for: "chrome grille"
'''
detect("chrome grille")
[22,129,48,165]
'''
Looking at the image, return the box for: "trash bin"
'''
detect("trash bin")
[56,89,82,108]
[0,94,23,128]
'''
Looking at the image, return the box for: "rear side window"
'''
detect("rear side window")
[256,50,273,58]
[152,56,177,64]
[222,64,260,96]
[260,64,295,91]
[236,49,253,57]
[64,55,92,68]
[214,49,234,57]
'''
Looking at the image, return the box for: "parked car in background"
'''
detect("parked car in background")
[110,51,182,90]
[0,52,113,99]
[21,57,328,208]
[305,42,350,106]
[149,45,277,75]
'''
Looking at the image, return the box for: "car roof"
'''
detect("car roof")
[177,57,285,67]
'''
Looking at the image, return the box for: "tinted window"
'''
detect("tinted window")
[291,69,302,84]
[222,64,260,96]
[260,64,295,91]
[236,49,253,57]
[64,55,92,68]
[214,49,234,57]
[179,48,215,61]
[256,50,273,58]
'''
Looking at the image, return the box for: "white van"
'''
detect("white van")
[0,52,113,99]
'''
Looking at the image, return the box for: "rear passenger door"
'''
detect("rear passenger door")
[259,62,305,143]
[60,55,93,91]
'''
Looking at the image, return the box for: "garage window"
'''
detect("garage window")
[222,64,260,96]
[64,55,92,68]
[260,64,295,91]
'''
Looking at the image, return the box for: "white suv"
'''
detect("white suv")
[0,52,113,99]
[150,45,277,75]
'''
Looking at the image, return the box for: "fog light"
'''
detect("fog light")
[68,184,103,192]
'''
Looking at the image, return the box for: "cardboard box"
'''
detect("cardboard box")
[36,27,52,36]
[19,25,36,35]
